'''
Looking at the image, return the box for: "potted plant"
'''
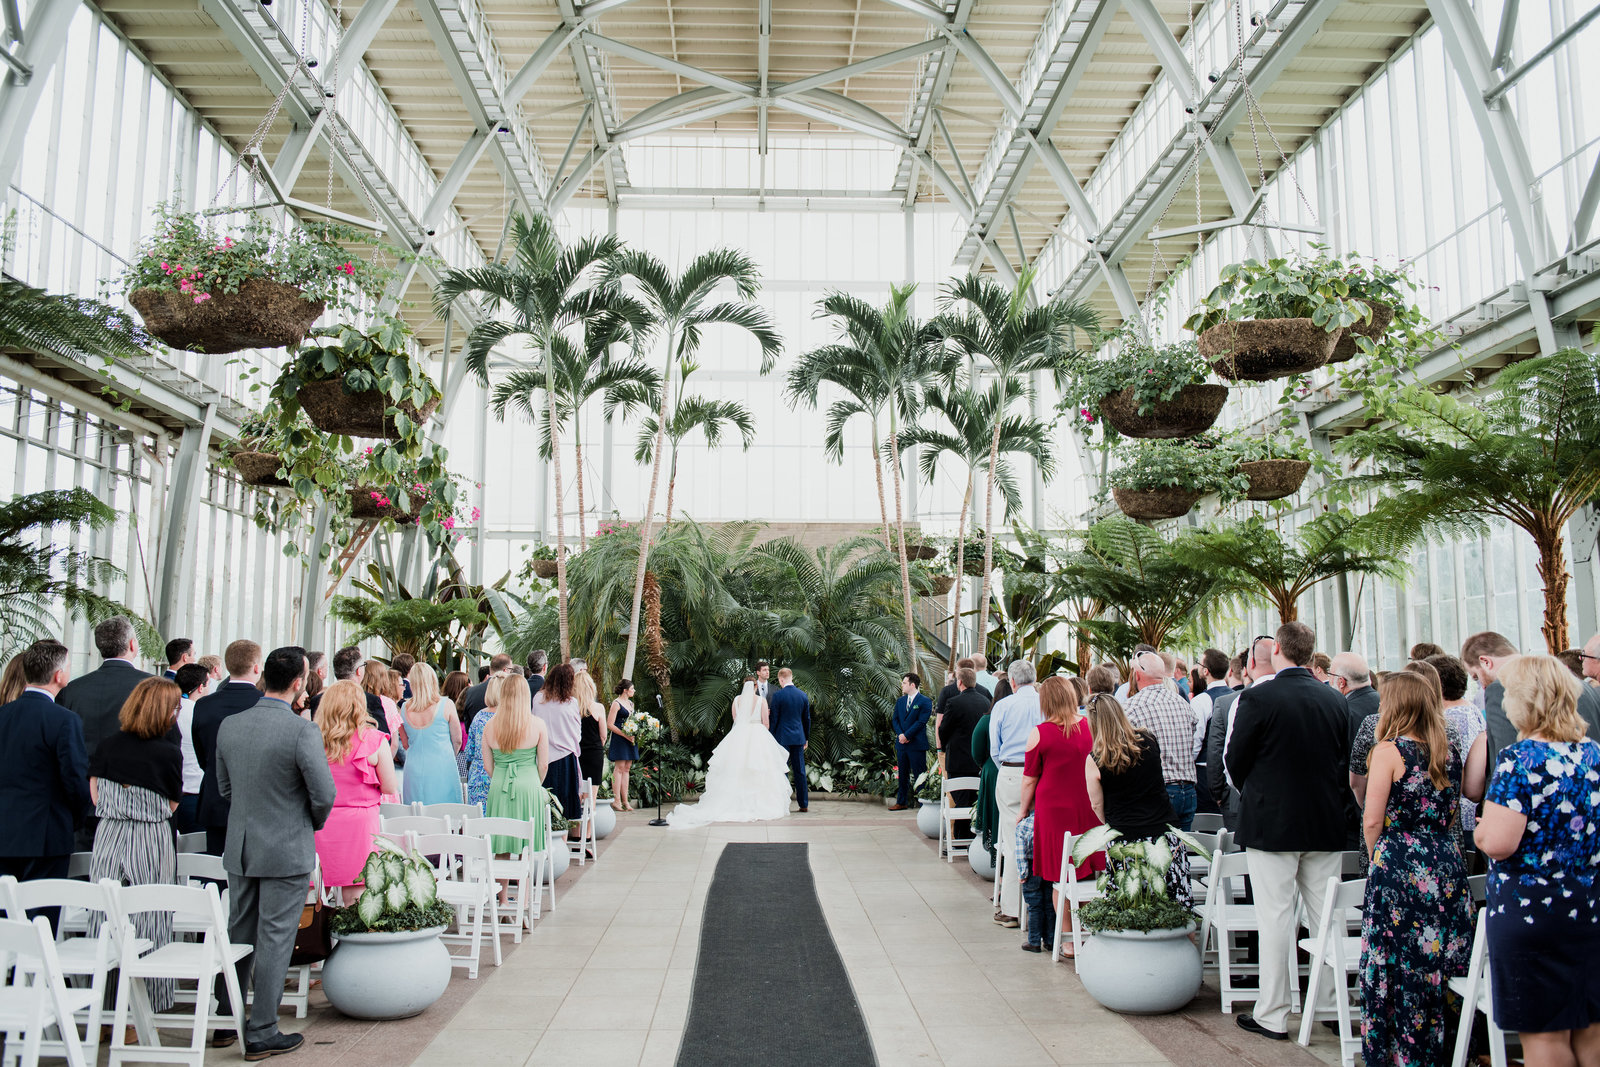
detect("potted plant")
[914,768,943,838]
[949,531,1023,576]
[924,556,957,598]
[1068,825,1212,1014]
[899,531,939,562]
[123,202,392,353]
[1106,437,1248,520]
[321,838,454,1020]
[1219,431,1317,500]
[1066,335,1229,440]
[272,314,441,442]
[224,413,294,488]
[525,543,563,580]
[1182,256,1368,381]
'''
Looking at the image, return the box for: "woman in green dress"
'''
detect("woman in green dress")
[971,710,1000,866]
[481,674,550,854]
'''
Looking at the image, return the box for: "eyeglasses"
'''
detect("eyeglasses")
[1581,652,1600,662]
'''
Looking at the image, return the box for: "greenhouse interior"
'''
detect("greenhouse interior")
[1,0,1598,1065]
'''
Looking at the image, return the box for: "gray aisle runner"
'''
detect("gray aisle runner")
[676,842,877,1067]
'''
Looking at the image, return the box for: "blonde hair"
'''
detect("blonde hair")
[1377,671,1452,790]
[484,674,505,710]
[491,674,534,751]
[1501,655,1587,743]
[1086,693,1144,774]
[574,670,598,716]
[1037,675,1079,726]
[316,680,376,763]
[407,663,441,714]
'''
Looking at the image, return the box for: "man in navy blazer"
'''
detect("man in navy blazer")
[56,616,152,759]
[192,639,264,856]
[0,639,91,928]
[889,672,934,811]
[767,668,812,812]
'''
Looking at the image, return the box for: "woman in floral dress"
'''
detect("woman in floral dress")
[1359,671,1484,1067]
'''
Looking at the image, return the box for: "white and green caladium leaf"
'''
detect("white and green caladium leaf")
[1069,824,1122,867]
[373,835,407,856]
[1144,836,1172,874]
[384,882,408,913]
[1168,826,1216,859]
[355,888,384,926]
[360,853,389,892]
[1119,866,1143,903]
[404,862,438,908]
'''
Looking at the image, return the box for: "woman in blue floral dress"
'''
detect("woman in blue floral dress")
[1475,655,1600,1066]
[1359,672,1482,1067]
[463,676,504,810]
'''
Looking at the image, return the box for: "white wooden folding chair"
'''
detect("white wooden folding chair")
[939,777,979,862]
[0,916,94,1067]
[418,802,482,826]
[992,846,1005,911]
[58,855,96,938]
[1049,831,1104,967]
[461,817,548,938]
[1197,849,1274,1013]
[280,860,328,1020]
[569,786,596,866]
[1296,876,1365,1064]
[108,882,248,1067]
[1185,830,1231,904]
[539,805,562,913]
[172,854,229,943]
[413,832,502,979]
[174,833,208,855]
[378,802,414,820]
[1450,908,1508,1067]
[382,814,457,836]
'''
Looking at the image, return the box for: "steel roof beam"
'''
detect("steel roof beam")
[557,0,626,199]
[758,0,771,171]
[775,38,945,98]
[895,0,976,207]
[506,22,589,106]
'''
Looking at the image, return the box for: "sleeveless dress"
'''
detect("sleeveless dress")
[1023,718,1105,883]
[486,744,550,854]
[1360,737,1472,1067]
[315,730,386,887]
[90,778,178,1011]
[607,700,640,761]
[579,708,605,786]
[402,700,460,805]
[666,692,791,828]
[464,710,496,810]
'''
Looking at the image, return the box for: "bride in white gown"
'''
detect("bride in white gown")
[666,676,793,828]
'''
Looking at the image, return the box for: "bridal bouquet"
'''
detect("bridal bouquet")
[622,709,663,746]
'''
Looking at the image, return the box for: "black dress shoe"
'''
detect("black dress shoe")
[244,1033,305,1060]
[210,1031,237,1049]
[1236,1014,1288,1041]
[1020,942,1043,953]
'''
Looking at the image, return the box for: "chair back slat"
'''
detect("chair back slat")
[941,777,980,794]
[382,815,455,836]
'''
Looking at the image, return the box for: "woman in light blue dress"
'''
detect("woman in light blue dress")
[399,664,462,805]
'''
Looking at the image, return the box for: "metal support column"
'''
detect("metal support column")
[154,405,216,639]
[0,0,81,191]
[1570,506,1600,643]
[296,509,332,651]
[903,201,918,521]
[601,199,618,516]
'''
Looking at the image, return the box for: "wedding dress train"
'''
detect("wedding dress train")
[666,682,792,828]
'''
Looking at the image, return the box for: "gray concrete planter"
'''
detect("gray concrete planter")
[321,925,450,1019]
[916,799,941,839]
[1077,925,1202,1014]
[968,841,994,880]
[592,804,616,839]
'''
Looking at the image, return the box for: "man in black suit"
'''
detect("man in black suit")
[57,616,152,846]
[1329,652,1378,729]
[937,667,990,839]
[307,647,390,734]
[193,639,264,856]
[0,640,91,928]
[458,653,513,732]
[164,636,196,680]
[933,658,975,771]
[526,650,547,702]
[1225,622,1353,1043]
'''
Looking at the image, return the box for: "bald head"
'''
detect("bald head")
[1329,652,1371,696]
[1584,634,1600,684]
[1249,636,1276,674]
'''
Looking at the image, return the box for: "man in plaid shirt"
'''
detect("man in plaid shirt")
[1014,812,1055,952]
[1122,650,1199,830]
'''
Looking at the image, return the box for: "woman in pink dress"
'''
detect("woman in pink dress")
[314,680,400,902]
[363,660,404,803]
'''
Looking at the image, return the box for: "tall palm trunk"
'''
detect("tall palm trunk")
[975,418,1003,655]
[574,430,588,550]
[623,325,676,679]
[886,412,918,678]
[546,347,571,662]
[870,414,891,551]
[1533,518,1569,652]
[948,479,971,672]
[664,447,679,526]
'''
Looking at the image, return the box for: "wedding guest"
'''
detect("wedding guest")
[1017,675,1104,954]
[1085,664,1119,696]
[970,703,1000,871]
[1083,692,1189,907]
[938,667,990,839]
[399,665,460,806]
[464,676,505,810]
[362,659,403,772]
[172,663,211,833]
[574,664,607,795]
[392,653,416,703]
[313,681,397,903]
[1467,631,1600,760]
[1013,811,1051,952]
[934,658,976,768]
[484,675,550,854]
[533,663,582,834]
[1409,642,1446,662]
[459,654,512,733]
[198,655,223,684]
[192,640,264,857]
[1476,655,1600,1065]
[607,680,639,811]
[1122,650,1200,831]
[442,670,471,775]
[57,617,152,774]
[1426,653,1488,846]
[769,668,812,813]
[525,650,548,699]
[1360,671,1478,1067]
[889,674,933,811]
[1,653,27,704]
[989,661,1041,928]
[972,654,997,697]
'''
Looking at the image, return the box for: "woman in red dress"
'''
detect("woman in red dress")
[1020,675,1106,956]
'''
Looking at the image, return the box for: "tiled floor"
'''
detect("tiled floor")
[179,801,1355,1067]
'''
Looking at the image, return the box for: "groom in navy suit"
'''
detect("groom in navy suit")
[768,668,812,813]
[889,673,933,810]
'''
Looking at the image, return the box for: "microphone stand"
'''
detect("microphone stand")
[649,693,669,827]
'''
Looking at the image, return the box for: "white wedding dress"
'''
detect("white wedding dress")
[666,683,793,828]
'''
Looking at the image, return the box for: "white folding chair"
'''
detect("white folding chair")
[1185,830,1231,904]
[418,802,482,826]
[461,817,547,939]
[1450,908,1508,1067]
[174,833,208,854]
[939,777,979,862]
[1191,813,1226,833]
[413,832,502,979]
[1049,831,1104,967]
[58,856,96,939]
[378,802,414,820]
[1197,849,1274,1013]
[172,854,229,942]
[1296,876,1366,1064]
[381,814,456,836]
[0,916,94,1067]
[108,882,248,1067]
[280,861,327,1021]
[539,805,561,913]
[568,786,597,867]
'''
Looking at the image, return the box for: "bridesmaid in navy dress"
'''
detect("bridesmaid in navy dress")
[606,680,639,811]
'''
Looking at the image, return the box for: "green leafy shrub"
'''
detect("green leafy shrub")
[913,767,943,803]
[1217,430,1315,463]
[270,314,441,450]
[1063,335,1212,430]
[329,838,454,935]
[1104,437,1248,498]
[1181,255,1368,334]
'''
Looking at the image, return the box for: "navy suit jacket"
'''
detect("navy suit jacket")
[768,684,811,747]
[192,680,265,830]
[892,692,934,752]
[0,691,92,857]
[56,660,153,758]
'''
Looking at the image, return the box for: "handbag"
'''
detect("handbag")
[290,899,333,965]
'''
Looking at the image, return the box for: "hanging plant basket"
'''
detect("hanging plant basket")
[902,544,939,562]
[232,451,289,488]
[1198,319,1342,381]
[1099,384,1229,439]
[347,488,411,522]
[961,558,992,577]
[929,574,956,596]
[531,560,559,579]
[128,279,325,354]
[299,380,440,440]
[1112,487,1203,521]
[1239,459,1312,501]
[1327,302,1395,363]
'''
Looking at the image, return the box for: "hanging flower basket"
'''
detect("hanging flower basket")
[347,488,410,522]
[1327,302,1395,363]
[128,279,325,355]
[531,560,559,579]
[1239,459,1312,501]
[1112,487,1203,521]
[1198,319,1342,381]
[902,544,939,562]
[232,451,290,488]
[300,380,440,440]
[1099,384,1229,440]
[929,574,956,596]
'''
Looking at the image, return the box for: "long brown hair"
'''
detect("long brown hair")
[361,659,389,699]
[442,670,470,705]
[540,663,576,703]
[0,655,25,705]
[1038,675,1079,727]
[1377,671,1452,790]
[1085,693,1143,774]
[120,678,181,740]
[316,680,377,762]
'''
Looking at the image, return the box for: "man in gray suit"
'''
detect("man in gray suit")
[214,646,334,1059]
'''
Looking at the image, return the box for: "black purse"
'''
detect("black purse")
[290,899,333,964]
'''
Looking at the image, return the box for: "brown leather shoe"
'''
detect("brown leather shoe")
[887,804,909,811]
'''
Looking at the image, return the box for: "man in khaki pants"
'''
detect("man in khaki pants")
[987,660,1040,928]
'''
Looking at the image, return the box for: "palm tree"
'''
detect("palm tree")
[900,379,1054,668]
[491,307,658,549]
[0,489,156,659]
[433,212,628,661]
[788,285,953,675]
[1176,512,1411,625]
[634,392,757,524]
[937,269,1099,645]
[604,249,782,681]
[1340,345,1600,651]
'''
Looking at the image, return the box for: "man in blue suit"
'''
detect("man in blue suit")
[0,639,91,929]
[889,673,933,811]
[767,668,812,813]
